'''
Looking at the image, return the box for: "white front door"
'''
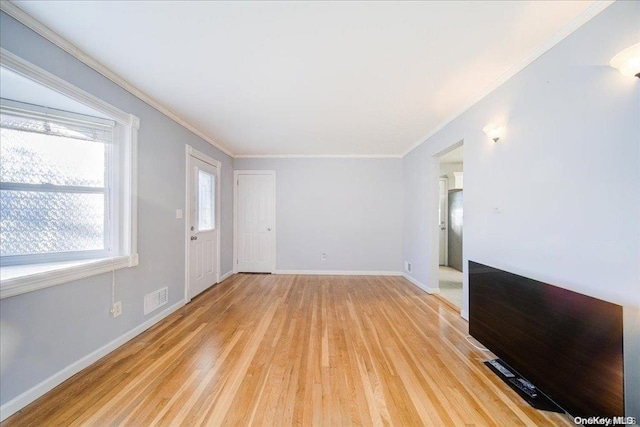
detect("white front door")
[188,156,219,299]
[236,171,275,273]
[438,178,448,266]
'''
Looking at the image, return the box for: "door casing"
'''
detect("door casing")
[185,145,221,303]
[447,189,463,272]
[438,177,449,266]
[233,170,276,273]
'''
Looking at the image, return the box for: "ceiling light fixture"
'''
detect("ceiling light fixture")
[610,42,640,78]
[483,123,505,142]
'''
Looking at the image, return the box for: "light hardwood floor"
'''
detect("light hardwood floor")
[3,274,573,426]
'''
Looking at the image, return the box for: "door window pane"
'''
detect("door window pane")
[198,170,215,231]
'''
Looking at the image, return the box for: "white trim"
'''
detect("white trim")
[184,147,190,302]
[185,145,222,303]
[234,154,402,159]
[233,170,276,274]
[233,171,238,274]
[438,177,449,267]
[400,0,615,158]
[127,114,139,258]
[0,50,139,298]
[0,298,185,421]
[187,145,223,168]
[0,256,138,299]
[0,1,233,158]
[402,273,440,294]
[219,270,233,283]
[275,270,402,276]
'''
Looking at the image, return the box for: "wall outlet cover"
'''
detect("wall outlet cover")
[111,301,122,318]
[405,261,412,273]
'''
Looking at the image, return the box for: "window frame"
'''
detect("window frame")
[0,99,114,265]
[0,48,139,299]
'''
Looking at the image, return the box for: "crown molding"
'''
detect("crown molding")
[235,153,403,159]
[400,0,616,158]
[0,0,234,158]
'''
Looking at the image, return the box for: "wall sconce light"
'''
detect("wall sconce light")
[483,123,505,142]
[610,42,640,78]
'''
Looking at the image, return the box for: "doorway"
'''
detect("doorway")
[185,146,221,302]
[437,143,463,309]
[234,170,276,273]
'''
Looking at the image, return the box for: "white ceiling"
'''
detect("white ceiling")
[12,1,596,157]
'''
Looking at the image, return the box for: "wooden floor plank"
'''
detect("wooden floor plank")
[3,274,574,426]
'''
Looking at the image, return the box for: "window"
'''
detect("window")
[0,102,114,264]
[198,169,215,231]
[0,50,138,299]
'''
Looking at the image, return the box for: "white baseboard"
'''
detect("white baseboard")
[274,270,402,276]
[401,273,440,294]
[461,310,469,321]
[219,270,233,283]
[0,299,186,422]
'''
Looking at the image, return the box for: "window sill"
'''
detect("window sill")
[0,254,139,299]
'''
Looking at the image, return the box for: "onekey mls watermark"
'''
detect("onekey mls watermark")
[574,417,637,426]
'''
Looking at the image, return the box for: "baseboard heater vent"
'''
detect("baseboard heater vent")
[144,287,168,315]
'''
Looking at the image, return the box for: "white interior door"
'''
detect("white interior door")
[438,178,448,266]
[188,156,219,299]
[236,172,275,273]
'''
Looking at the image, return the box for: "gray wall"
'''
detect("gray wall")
[234,158,403,272]
[0,11,234,407]
[402,1,639,417]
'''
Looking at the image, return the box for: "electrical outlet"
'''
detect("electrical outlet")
[111,301,122,318]
[321,253,327,261]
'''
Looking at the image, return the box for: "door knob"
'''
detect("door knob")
[191,236,198,240]
[267,227,272,231]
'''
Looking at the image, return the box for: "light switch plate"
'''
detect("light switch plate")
[176,209,183,219]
